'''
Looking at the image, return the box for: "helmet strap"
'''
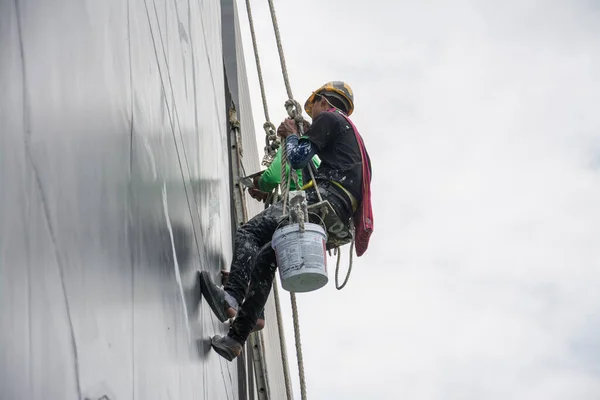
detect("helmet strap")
[320,95,338,111]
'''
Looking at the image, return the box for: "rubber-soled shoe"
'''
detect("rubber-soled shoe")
[211,335,243,361]
[199,271,238,322]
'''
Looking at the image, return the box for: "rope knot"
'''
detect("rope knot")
[284,99,305,135]
[284,99,303,119]
[263,121,276,135]
[262,122,281,166]
[263,122,279,145]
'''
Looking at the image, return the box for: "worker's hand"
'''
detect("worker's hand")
[248,188,269,202]
[277,118,310,138]
[277,118,297,138]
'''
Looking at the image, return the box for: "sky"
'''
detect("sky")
[235,0,600,399]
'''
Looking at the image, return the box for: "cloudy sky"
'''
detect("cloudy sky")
[235,0,600,399]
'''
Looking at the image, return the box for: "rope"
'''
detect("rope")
[267,0,294,100]
[265,1,309,398]
[245,0,279,168]
[280,105,301,215]
[279,98,307,400]
[245,0,270,123]
[289,292,306,400]
[244,0,293,398]
[279,142,292,214]
[306,160,324,203]
[272,277,294,400]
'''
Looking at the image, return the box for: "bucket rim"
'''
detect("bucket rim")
[273,222,327,236]
[272,222,328,249]
[276,211,327,232]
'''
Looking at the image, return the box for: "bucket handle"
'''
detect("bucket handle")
[308,211,327,231]
[275,211,327,232]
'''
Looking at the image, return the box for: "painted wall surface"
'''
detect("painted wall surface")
[0,0,259,399]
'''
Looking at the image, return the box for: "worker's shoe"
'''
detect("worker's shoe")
[211,335,243,361]
[199,271,238,322]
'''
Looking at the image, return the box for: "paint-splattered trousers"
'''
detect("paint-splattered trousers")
[224,182,353,345]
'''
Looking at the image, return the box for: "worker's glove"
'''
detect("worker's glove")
[277,118,310,138]
[248,188,269,202]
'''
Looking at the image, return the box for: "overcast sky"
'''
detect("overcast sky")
[235,1,600,399]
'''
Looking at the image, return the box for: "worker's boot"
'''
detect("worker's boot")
[199,271,238,322]
[211,335,243,361]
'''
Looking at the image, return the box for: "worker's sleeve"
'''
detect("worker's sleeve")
[285,135,317,169]
[257,148,282,192]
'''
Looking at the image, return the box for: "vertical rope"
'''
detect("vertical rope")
[282,110,307,400]
[290,292,306,400]
[280,140,291,214]
[265,1,309,398]
[266,0,294,100]
[244,0,293,398]
[245,0,310,397]
[306,159,323,203]
[245,0,270,123]
[272,277,294,400]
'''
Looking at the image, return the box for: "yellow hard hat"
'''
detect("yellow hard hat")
[304,81,355,116]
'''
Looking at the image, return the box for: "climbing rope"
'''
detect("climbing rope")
[279,103,307,400]
[266,0,294,100]
[244,0,279,168]
[280,101,302,215]
[264,0,309,398]
[244,0,295,399]
[271,276,294,400]
[276,59,308,400]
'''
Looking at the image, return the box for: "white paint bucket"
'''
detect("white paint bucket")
[271,222,328,293]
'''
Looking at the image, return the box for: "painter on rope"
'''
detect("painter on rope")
[199,81,374,361]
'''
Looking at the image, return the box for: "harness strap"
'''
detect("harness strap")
[300,180,358,213]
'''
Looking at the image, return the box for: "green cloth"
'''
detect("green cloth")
[258,141,320,192]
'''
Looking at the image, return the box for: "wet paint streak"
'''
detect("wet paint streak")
[14,0,83,397]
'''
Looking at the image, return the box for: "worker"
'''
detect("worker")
[200,81,373,361]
